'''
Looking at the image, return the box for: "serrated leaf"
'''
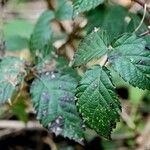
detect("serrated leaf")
[55,0,73,20]
[0,57,26,104]
[126,14,147,34]
[86,5,128,40]
[73,0,104,17]
[108,33,150,90]
[73,29,109,66]
[76,65,121,139]
[29,10,54,59]
[30,72,84,143]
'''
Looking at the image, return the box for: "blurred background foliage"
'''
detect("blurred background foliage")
[0,0,150,150]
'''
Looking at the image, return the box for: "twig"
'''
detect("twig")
[102,57,108,66]
[139,29,150,37]
[136,115,150,150]
[45,0,55,10]
[133,0,150,13]
[0,120,42,129]
[0,120,44,140]
[119,107,136,130]
[43,137,57,150]
[112,133,138,141]
[0,129,18,139]
[56,23,82,58]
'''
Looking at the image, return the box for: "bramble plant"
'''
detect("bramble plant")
[0,0,150,145]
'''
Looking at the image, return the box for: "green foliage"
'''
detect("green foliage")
[86,5,128,39]
[0,57,26,104]
[73,29,108,66]
[4,19,33,38]
[29,10,54,60]
[55,0,73,20]
[126,14,150,44]
[76,65,121,139]
[73,0,104,16]
[30,72,84,143]
[4,19,33,51]
[1,0,150,145]
[108,33,150,90]
[12,100,28,123]
[5,35,28,51]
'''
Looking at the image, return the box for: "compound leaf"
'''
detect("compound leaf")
[30,72,84,143]
[73,29,109,66]
[73,0,104,17]
[0,57,26,104]
[76,65,121,139]
[108,33,150,90]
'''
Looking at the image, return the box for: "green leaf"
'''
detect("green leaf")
[5,35,28,51]
[73,0,104,16]
[126,14,146,34]
[73,29,109,66]
[86,5,128,40]
[108,33,150,90]
[55,0,73,20]
[4,19,33,38]
[76,65,121,139]
[0,57,26,104]
[12,100,28,123]
[29,10,54,59]
[126,13,150,44]
[30,72,84,143]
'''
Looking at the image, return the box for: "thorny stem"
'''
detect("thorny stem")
[133,0,150,13]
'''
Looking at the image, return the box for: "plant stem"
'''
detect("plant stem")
[134,3,147,32]
[103,57,109,66]
[139,29,150,37]
[133,0,150,13]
